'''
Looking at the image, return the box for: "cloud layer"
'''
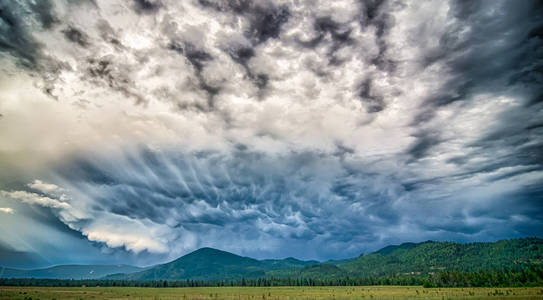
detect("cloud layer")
[0,0,542,264]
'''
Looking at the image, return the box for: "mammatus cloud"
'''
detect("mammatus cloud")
[0,0,542,264]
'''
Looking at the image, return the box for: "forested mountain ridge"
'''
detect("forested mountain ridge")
[106,238,542,281]
[331,238,543,277]
[2,239,541,282]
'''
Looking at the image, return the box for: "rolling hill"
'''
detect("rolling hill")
[0,264,146,279]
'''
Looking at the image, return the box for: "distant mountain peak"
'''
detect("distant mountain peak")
[189,247,225,254]
[183,247,247,259]
[373,241,420,255]
[283,257,300,262]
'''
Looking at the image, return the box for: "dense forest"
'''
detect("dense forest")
[270,238,543,278]
[1,267,542,288]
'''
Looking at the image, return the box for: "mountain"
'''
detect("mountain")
[372,242,418,256]
[296,264,347,278]
[109,247,319,281]
[261,257,319,270]
[120,248,265,281]
[332,238,543,277]
[5,238,542,281]
[268,238,543,279]
[110,238,543,281]
[0,264,146,279]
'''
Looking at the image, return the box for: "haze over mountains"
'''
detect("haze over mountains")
[0,264,146,280]
[2,239,541,281]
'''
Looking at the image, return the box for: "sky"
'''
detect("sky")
[0,0,542,268]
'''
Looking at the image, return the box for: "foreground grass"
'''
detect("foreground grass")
[1,286,543,299]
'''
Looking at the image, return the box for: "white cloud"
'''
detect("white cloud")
[81,214,175,254]
[28,180,65,197]
[0,207,15,214]
[1,190,71,210]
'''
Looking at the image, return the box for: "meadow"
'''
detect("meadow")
[1,286,543,300]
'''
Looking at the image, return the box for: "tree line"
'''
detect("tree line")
[1,267,542,288]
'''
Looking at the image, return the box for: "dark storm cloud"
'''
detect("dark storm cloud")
[51,148,405,258]
[168,42,213,72]
[133,0,162,14]
[96,19,124,47]
[0,2,47,69]
[246,4,289,45]
[196,0,289,95]
[198,0,290,45]
[62,26,90,47]
[43,145,491,259]
[198,0,251,14]
[420,0,543,110]
[29,0,59,29]
[0,0,71,101]
[224,45,269,94]
[419,184,543,238]
[406,0,543,169]
[359,0,396,71]
[0,0,64,70]
[406,132,441,161]
[194,79,221,111]
[1,0,542,264]
[86,58,113,82]
[84,57,146,105]
[358,79,385,113]
[228,46,254,66]
[165,39,227,110]
[293,16,356,66]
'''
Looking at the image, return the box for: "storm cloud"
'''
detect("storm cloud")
[0,0,542,266]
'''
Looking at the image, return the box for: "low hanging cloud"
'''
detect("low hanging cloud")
[1,190,71,211]
[2,180,174,254]
[0,0,542,263]
[0,207,14,214]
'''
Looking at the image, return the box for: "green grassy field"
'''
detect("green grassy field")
[1,286,543,299]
